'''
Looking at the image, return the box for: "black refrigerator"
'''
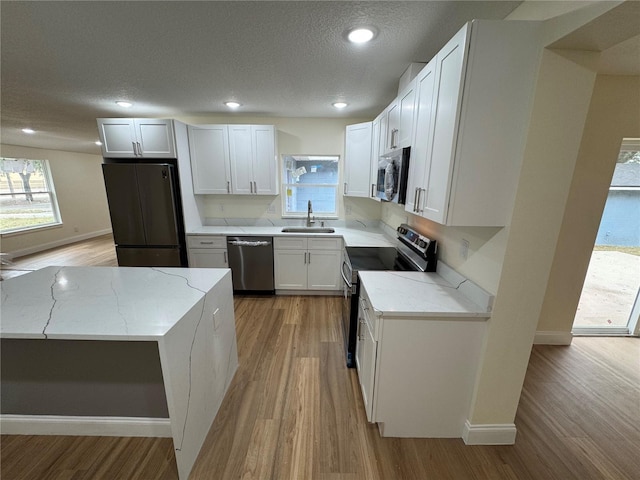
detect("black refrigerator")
[102,162,187,267]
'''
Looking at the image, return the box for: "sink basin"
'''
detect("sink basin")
[281,227,335,233]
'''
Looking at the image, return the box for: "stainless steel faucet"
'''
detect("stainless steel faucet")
[306,200,315,227]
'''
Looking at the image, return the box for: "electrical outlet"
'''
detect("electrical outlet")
[460,239,469,260]
[267,204,276,213]
[73,226,79,233]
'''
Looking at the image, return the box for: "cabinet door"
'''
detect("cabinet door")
[134,119,176,158]
[344,122,373,198]
[306,249,341,290]
[251,125,278,195]
[386,99,399,152]
[369,116,381,200]
[97,118,137,157]
[274,250,307,289]
[423,25,468,224]
[405,61,438,216]
[398,82,416,149]
[228,125,254,194]
[356,299,377,422]
[188,249,228,268]
[188,125,231,194]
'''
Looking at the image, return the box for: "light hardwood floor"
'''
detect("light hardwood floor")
[1,236,639,479]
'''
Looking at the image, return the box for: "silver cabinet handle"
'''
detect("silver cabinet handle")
[371,183,375,198]
[250,182,253,193]
[200,241,214,245]
[358,318,366,340]
[303,252,307,264]
[137,142,142,156]
[413,187,419,212]
[132,142,137,156]
[308,252,311,264]
[344,183,348,195]
[391,129,399,149]
[227,181,230,193]
[418,188,425,213]
[253,181,257,193]
[223,251,227,264]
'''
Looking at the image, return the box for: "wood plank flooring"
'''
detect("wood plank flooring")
[1,237,639,479]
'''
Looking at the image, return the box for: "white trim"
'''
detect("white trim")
[6,228,112,258]
[0,414,172,437]
[534,330,573,345]
[462,420,517,445]
[572,326,631,336]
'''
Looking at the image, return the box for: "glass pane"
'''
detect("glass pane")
[283,155,339,185]
[0,158,59,233]
[0,192,57,232]
[284,186,337,215]
[0,159,49,194]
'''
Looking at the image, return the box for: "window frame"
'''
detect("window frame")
[281,154,340,219]
[0,158,63,236]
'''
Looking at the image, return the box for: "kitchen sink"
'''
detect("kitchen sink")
[281,227,335,233]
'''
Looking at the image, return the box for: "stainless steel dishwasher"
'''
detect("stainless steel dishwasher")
[226,236,275,293]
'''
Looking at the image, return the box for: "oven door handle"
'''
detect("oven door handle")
[341,261,352,288]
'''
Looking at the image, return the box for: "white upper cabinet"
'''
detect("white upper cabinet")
[251,125,278,195]
[405,20,542,226]
[228,125,278,195]
[188,125,231,194]
[404,60,437,215]
[97,118,176,158]
[379,80,416,155]
[369,114,382,201]
[344,122,373,198]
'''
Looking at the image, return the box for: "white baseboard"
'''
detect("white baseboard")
[462,420,517,445]
[534,330,573,345]
[8,229,112,258]
[0,414,172,438]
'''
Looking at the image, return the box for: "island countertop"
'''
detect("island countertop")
[0,266,231,341]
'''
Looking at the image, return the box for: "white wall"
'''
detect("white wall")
[0,144,112,257]
[537,74,640,334]
[175,115,381,224]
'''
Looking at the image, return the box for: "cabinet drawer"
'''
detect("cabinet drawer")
[274,237,307,250]
[359,290,377,339]
[187,235,227,249]
[308,237,342,251]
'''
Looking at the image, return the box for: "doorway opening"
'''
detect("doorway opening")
[573,139,640,336]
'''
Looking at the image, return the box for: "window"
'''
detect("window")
[282,155,339,217]
[0,158,62,234]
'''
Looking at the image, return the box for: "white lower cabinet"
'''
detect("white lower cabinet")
[187,235,228,268]
[355,285,486,437]
[273,237,342,291]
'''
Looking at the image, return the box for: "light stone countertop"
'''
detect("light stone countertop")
[187,226,396,247]
[359,270,491,318]
[0,266,230,340]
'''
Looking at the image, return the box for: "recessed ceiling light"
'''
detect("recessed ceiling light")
[333,102,348,109]
[116,101,133,108]
[22,128,35,134]
[347,28,374,44]
[225,101,241,109]
[95,141,103,146]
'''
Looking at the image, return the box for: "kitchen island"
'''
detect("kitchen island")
[0,266,238,480]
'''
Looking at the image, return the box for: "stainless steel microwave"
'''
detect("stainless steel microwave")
[376,146,410,204]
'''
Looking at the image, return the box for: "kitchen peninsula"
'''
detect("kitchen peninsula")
[0,266,238,480]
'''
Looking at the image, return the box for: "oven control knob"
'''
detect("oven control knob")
[418,239,427,249]
[397,226,407,234]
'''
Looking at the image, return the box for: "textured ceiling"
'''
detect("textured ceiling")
[2,1,638,157]
[1,1,522,155]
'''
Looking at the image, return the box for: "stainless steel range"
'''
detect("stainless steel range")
[341,224,437,367]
